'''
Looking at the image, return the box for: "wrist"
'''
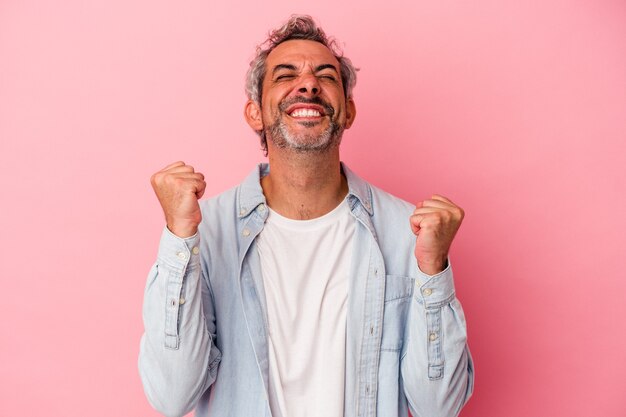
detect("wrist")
[167,221,199,238]
[418,257,448,276]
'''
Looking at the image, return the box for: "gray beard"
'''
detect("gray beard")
[266,115,344,154]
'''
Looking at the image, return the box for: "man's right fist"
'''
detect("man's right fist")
[151,161,206,238]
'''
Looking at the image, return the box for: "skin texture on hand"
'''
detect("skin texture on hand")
[409,194,464,275]
[150,161,207,238]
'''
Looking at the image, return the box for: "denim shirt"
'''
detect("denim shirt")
[139,163,474,417]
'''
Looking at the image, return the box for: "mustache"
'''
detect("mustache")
[278,96,335,116]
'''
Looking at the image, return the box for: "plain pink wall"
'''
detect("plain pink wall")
[1,1,625,416]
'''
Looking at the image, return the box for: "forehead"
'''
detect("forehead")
[265,39,340,71]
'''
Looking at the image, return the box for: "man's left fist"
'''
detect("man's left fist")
[409,195,464,275]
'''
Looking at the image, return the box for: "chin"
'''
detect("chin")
[276,131,343,153]
[266,115,344,153]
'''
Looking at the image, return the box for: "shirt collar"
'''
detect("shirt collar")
[237,162,373,219]
[342,162,374,216]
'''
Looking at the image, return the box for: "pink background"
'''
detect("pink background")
[1,1,625,416]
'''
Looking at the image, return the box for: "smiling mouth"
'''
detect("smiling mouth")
[288,108,323,118]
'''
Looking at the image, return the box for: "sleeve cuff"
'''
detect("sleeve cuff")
[415,258,456,307]
[157,227,201,273]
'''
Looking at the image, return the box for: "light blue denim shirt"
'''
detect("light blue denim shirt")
[139,163,474,417]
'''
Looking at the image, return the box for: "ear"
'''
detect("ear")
[344,98,357,129]
[244,100,264,131]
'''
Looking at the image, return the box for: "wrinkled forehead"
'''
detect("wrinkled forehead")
[265,39,341,73]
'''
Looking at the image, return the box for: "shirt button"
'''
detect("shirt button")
[258,203,266,211]
[239,208,246,215]
[192,246,200,255]
[429,332,438,341]
[423,288,433,296]
[179,297,186,305]
[242,229,250,237]
[176,251,188,260]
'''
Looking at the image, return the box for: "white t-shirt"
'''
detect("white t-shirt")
[256,199,355,417]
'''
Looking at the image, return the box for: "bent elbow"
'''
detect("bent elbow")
[138,336,217,417]
[435,348,474,417]
[404,346,474,417]
[139,363,205,417]
[146,394,196,417]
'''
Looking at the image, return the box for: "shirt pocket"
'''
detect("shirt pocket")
[381,274,414,352]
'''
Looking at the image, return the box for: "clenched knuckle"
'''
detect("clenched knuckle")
[153,172,167,185]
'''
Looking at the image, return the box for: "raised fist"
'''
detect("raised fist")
[409,195,464,275]
[150,161,206,238]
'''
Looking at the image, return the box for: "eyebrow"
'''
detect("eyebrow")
[314,64,339,74]
[272,64,297,74]
[271,63,339,75]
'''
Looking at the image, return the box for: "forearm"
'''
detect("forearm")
[138,228,220,417]
[401,262,474,417]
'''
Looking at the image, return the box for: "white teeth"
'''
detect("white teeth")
[290,108,321,117]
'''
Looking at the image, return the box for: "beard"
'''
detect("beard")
[265,96,344,153]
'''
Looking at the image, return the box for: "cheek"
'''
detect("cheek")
[260,103,280,125]
[332,101,346,121]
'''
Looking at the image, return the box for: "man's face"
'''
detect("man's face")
[257,39,355,153]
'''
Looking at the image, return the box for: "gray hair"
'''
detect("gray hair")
[245,15,359,153]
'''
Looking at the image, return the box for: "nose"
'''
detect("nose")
[296,73,320,96]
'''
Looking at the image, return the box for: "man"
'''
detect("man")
[139,15,473,417]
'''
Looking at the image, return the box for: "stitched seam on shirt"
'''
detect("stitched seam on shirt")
[203,236,217,324]
[384,295,412,303]
[424,292,456,309]
[156,258,185,274]
[426,306,445,380]
[380,347,401,352]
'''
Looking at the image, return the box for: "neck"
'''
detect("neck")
[261,146,348,220]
